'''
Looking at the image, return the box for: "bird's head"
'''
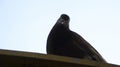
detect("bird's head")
[57,14,70,28]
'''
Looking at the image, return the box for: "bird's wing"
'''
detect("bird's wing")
[70,31,106,62]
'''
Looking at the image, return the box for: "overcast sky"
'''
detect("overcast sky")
[0,0,120,65]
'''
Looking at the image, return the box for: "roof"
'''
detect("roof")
[0,49,119,67]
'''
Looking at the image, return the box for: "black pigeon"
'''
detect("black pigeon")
[47,14,106,62]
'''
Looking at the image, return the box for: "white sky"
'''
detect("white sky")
[0,0,120,65]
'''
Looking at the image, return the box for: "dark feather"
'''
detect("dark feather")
[47,14,106,62]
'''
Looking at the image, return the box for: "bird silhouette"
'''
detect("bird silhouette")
[47,14,106,62]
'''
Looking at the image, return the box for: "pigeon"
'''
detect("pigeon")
[47,14,106,62]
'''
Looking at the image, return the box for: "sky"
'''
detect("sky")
[0,0,120,65]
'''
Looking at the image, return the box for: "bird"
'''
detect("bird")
[47,14,106,62]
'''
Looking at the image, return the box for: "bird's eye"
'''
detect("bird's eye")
[61,14,69,21]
